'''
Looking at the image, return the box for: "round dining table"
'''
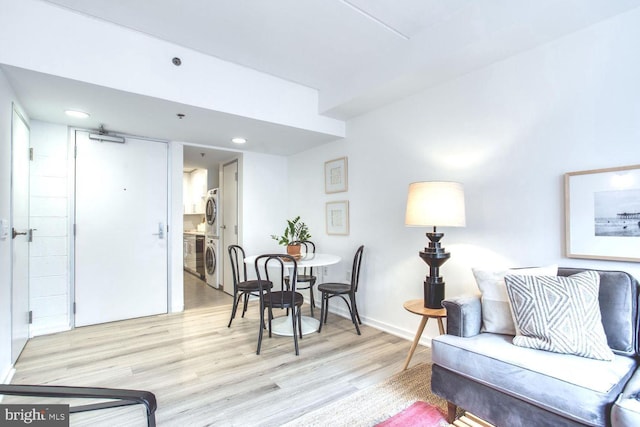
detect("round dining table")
[244,253,341,336]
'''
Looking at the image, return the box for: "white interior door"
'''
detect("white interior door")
[11,107,30,363]
[75,131,168,327]
[222,160,238,295]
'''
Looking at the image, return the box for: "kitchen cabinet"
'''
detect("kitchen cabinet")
[183,232,205,279]
[183,169,208,214]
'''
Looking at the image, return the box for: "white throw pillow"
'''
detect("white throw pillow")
[504,271,614,361]
[472,265,558,335]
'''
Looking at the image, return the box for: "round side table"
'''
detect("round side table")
[402,299,446,371]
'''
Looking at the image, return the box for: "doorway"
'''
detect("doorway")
[182,146,239,309]
[10,106,30,363]
[74,130,168,327]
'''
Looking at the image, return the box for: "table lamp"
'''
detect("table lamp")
[405,181,466,308]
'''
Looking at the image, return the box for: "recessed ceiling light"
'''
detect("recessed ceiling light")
[65,110,90,119]
[231,137,247,144]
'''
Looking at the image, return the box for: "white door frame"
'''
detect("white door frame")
[69,132,183,321]
[10,105,30,363]
[221,159,240,294]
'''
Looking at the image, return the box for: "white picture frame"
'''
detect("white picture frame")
[565,164,640,262]
[325,157,348,194]
[326,201,349,235]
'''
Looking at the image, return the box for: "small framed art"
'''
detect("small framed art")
[565,164,640,262]
[326,201,349,235]
[325,157,348,193]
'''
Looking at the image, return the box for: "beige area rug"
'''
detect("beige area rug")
[284,363,457,427]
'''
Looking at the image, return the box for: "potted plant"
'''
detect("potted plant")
[271,216,312,256]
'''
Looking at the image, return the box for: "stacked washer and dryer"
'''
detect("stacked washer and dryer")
[204,188,220,289]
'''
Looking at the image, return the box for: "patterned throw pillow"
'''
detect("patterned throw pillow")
[473,265,558,335]
[504,271,614,361]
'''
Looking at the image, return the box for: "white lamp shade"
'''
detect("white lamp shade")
[405,181,466,227]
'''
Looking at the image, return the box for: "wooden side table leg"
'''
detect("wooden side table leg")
[437,318,445,335]
[402,316,429,371]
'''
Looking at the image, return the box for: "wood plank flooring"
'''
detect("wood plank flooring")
[8,274,432,426]
[453,413,496,427]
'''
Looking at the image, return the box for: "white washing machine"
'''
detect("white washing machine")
[205,188,219,238]
[205,236,219,288]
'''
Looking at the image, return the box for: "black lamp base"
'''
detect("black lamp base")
[424,280,445,309]
[419,228,450,309]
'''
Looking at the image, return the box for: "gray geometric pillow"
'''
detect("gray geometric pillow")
[504,271,614,361]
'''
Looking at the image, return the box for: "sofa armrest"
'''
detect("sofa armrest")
[612,368,640,427]
[442,294,482,337]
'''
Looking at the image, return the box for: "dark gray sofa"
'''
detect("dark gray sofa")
[431,268,640,427]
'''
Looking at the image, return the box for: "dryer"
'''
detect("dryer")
[205,188,219,238]
[205,236,219,288]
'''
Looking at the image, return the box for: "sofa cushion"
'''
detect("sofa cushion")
[558,268,638,356]
[505,271,614,361]
[432,333,636,426]
[473,265,558,335]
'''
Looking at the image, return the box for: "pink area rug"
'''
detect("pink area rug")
[375,401,449,427]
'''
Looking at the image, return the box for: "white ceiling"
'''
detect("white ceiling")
[5,0,640,156]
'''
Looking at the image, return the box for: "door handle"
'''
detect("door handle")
[152,222,165,239]
[12,228,27,239]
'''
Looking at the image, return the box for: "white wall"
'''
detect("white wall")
[288,7,640,344]
[240,152,288,267]
[169,141,184,312]
[29,121,70,336]
[0,69,27,381]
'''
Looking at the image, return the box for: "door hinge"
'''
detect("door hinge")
[74,145,78,158]
[73,224,76,236]
[29,147,34,161]
[235,171,238,181]
[73,302,76,314]
[28,311,33,324]
[234,225,238,235]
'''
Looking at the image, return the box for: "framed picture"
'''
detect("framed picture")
[325,157,348,193]
[326,201,349,235]
[565,164,640,262]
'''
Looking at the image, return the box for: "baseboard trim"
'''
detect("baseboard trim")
[0,368,15,403]
[1,367,16,385]
[30,323,71,338]
[324,302,435,348]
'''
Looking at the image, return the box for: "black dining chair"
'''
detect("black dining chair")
[317,245,364,335]
[284,240,317,316]
[0,384,157,427]
[255,254,304,355]
[227,245,272,328]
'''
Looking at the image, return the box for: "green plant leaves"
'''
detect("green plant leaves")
[271,215,311,246]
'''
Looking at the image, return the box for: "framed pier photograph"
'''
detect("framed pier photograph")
[565,164,640,262]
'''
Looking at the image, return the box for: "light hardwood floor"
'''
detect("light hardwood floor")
[9,273,432,426]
